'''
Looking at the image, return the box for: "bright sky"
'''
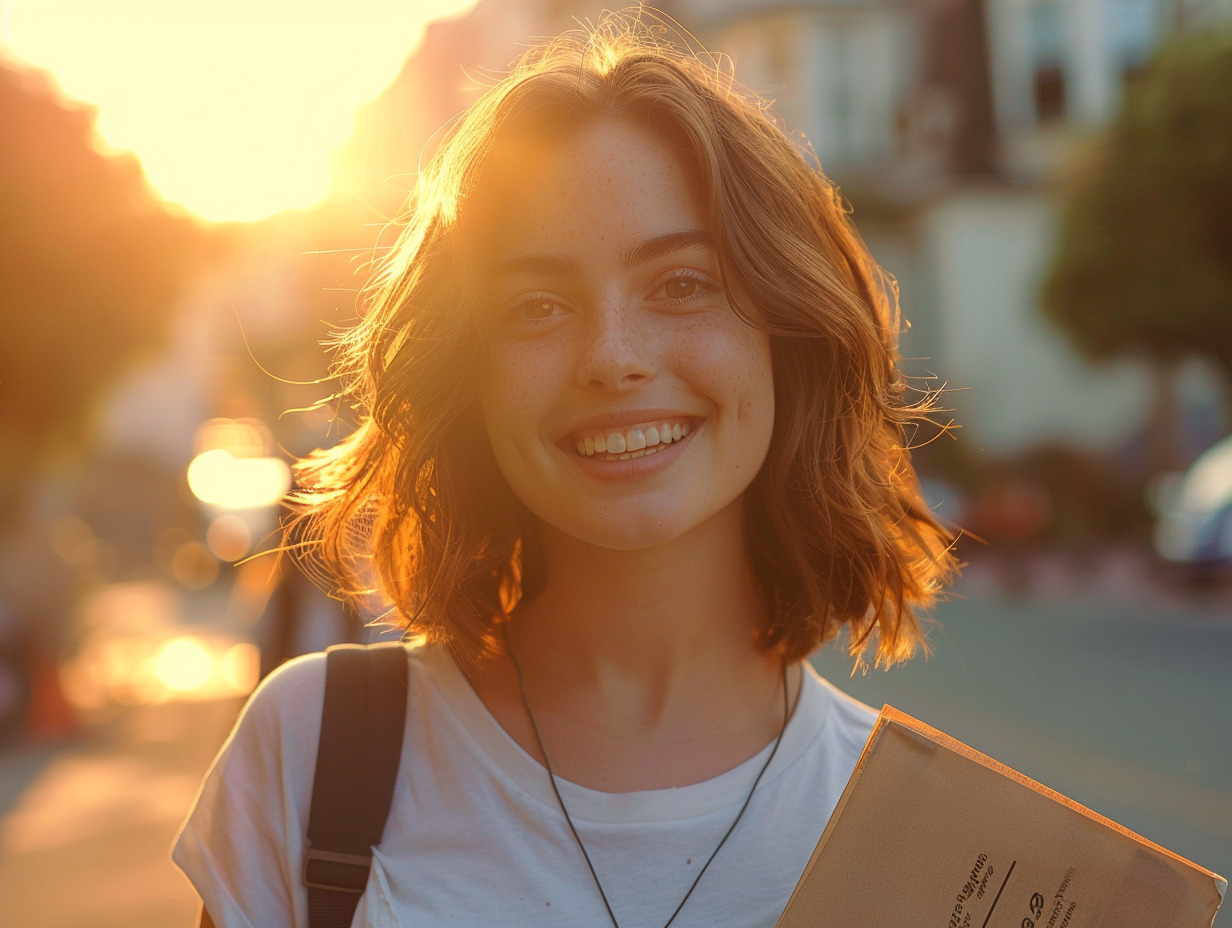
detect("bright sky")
[0,0,477,222]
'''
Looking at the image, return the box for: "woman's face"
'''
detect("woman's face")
[474,118,775,552]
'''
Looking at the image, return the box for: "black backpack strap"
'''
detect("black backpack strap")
[304,642,408,928]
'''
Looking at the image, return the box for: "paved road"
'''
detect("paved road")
[0,698,242,928]
[1,557,1228,926]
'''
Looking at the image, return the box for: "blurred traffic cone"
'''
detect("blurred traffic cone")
[24,656,77,741]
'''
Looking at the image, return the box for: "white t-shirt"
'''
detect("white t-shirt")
[173,643,876,927]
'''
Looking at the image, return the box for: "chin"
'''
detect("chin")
[554,518,683,553]
[540,497,743,555]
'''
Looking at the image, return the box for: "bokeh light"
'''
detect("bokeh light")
[220,642,260,694]
[153,637,214,693]
[187,451,292,511]
[60,630,261,709]
[204,514,255,563]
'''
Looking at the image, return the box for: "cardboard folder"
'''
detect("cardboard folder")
[778,707,1226,927]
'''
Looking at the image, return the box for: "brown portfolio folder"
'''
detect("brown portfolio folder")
[778,706,1226,927]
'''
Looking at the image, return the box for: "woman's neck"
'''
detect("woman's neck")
[519,501,767,683]
[460,501,793,791]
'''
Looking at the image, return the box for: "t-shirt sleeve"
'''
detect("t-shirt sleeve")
[172,651,328,927]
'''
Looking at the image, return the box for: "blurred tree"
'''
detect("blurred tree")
[0,62,209,525]
[1042,31,1232,466]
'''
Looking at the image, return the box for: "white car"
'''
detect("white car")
[1154,435,1232,579]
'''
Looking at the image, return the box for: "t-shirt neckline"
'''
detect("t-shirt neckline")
[415,643,833,825]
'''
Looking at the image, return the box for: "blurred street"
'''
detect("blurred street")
[0,695,241,926]
[0,556,1227,926]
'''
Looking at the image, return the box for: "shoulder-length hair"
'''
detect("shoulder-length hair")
[291,13,959,667]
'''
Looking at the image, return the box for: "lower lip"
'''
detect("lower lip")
[566,429,696,483]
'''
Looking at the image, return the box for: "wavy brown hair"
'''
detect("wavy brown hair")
[291,13,959,667]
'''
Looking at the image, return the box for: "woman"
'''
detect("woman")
[175,14,957,928]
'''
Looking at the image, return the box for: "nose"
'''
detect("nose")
[575,301,655,391]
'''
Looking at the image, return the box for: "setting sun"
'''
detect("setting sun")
[0,0,477,222]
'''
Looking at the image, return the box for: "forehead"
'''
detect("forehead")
[468,118,710,264]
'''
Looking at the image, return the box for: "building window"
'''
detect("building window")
[1028,1,1067,124]
[1107,0,1157,85]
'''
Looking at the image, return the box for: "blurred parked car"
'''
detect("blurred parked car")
[1153,435,1232,583]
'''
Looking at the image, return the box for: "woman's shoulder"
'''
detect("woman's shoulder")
[240,640,428,734]
[212,643,432,790]
[242,650,330,723]
[761,664,877,827]
[258,648,331,693]
[800,663,879,754]
[232,645,403,742]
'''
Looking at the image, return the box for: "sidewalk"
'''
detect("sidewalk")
[0,697,241,927]
[956,546,1232,614]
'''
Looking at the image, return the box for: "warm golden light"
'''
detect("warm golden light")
[194,417,272,457]
[205,513,255,562]
[153,636,215,693]
[62,630,262,708]
[220,642,261,693]
[0,0,478,221]
[188,449,292,510]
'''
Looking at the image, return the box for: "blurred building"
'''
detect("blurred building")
[675,0,1230,460]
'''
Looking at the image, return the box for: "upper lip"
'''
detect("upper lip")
[557,409,699,438]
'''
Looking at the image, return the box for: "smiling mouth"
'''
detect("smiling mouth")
[572,420,693,461]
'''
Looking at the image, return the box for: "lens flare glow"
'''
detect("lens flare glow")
[0,0,478,221]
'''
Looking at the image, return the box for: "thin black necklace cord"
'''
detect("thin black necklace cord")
[505,632,791,928]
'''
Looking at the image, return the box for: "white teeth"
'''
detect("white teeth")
[574,421,692,458]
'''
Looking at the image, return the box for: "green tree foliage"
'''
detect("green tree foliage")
[1042,31,1232,380]
[0,62,207,521]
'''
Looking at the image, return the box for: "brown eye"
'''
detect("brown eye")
[664,278,698,299]
[524,299,557,319]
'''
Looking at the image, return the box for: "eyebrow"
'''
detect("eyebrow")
[491,229,714,281]
[620,229,713,269]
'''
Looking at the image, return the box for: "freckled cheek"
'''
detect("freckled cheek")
[481,348,561,440]
[742,345,776,425]
[670,328,774,421]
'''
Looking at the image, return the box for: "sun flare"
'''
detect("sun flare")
[0,0,476,222]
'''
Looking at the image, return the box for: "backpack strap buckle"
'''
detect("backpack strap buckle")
[303,846,372,894]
